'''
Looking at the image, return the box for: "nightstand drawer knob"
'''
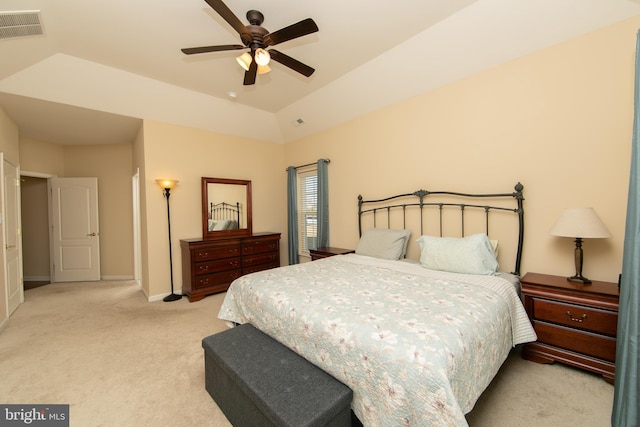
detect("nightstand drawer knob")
[566,311,588,323]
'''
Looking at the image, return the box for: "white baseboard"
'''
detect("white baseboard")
[101,275,135,281]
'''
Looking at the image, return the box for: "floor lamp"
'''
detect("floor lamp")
[156,179,182,302]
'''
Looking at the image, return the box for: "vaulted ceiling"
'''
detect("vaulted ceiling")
[1,0,639,145]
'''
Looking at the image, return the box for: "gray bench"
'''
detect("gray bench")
[202,323,353,427]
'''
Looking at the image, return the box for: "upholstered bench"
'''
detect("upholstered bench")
[202,323,353,427]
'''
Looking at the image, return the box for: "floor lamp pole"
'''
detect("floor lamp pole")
[162,186,182,302]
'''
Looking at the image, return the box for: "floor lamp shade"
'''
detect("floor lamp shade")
[156,179,181,302]
[550,207,611,284]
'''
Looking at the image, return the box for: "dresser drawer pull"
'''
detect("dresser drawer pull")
[566,311,587,323]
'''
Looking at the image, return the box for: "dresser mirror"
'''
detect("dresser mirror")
[202,177,252,239]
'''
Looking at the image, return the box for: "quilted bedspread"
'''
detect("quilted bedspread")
[218,254,536,426]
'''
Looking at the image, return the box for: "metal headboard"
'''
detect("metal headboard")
[357,182,525,275]
[210,201,242,228]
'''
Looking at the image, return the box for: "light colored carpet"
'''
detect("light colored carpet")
[0,280,614,426]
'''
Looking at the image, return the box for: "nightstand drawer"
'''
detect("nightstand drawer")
[534,321,616,362]
[533,299,617,336]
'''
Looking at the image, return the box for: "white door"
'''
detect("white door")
[4,159,23,315]
[50,177,101,282]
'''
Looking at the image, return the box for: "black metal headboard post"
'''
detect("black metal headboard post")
[358,182,525,275]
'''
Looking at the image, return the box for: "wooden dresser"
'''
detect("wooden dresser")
[180,232,280,302]
[520,272,619,383]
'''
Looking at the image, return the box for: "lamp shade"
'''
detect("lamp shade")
[257,64,271,75]
[156,179,178,190]
[236,52,252,71]
[549,207,611,238]
[254,48,270,66]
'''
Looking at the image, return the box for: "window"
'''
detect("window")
[297,165,317,256]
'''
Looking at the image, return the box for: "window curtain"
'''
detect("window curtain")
[317,159,329,248]
[611,28,640,427]
[287,166,299,265]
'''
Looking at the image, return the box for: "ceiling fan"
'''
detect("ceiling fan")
[181,0,319,86]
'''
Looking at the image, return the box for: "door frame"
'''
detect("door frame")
[21,171,55,284]
[132,169,141,288]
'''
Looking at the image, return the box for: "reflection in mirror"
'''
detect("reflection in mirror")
[202,177,252,239]
[207,184,247,231]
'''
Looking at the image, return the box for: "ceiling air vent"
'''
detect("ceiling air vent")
[0,10,43,40]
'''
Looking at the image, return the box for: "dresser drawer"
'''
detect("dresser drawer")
[534,321,617,362]
[533,299,617,336]
[195,257,241,276]
[194,245,240,261]
[243,252,278,268]
[195,270,241,290]
[243,261,279,275]
[242,240,279,255]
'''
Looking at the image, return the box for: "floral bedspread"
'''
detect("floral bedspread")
[218,254,536,426]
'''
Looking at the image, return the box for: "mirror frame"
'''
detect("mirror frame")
[202,177,252,239]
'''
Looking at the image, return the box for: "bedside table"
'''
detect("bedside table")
[520,272,619,384]
[309,247,355,261]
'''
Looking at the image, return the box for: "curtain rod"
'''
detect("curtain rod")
[285,158,330,171]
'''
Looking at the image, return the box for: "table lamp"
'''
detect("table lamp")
[549,207,611,284]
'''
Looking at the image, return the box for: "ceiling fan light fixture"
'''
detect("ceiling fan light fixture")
[236,52,252,71]
[254,48,270,66]
[257,64,271,75]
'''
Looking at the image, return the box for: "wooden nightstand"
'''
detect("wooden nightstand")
[520,272,619,384]
[309,247,355,261]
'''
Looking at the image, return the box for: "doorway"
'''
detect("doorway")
[21,175,50,287]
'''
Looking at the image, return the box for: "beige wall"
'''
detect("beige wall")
[19,139,135,280]
[19,138,64,176]
[284,16,640,283]
[137,120,286,298]
[63,144,134,279]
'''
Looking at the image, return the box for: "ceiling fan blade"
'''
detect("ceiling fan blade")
[269,50,315,77]
[204,0,251,42]
[264,18,318,46]
[243,60,258,85]
[181,44,245,55]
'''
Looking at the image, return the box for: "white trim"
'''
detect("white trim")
[20,171,55,179]
[100,275,134,281]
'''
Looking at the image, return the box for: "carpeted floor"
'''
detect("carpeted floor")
[0,280,614,426]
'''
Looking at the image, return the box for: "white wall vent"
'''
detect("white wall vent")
[0,10,43,40]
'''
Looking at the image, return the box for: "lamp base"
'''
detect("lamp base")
[567,275,592,284]
[163,293,183,302]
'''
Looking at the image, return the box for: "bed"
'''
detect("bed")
[207,201,241,231]
[218,182,536,426]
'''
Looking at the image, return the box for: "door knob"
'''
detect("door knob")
[87,232,97,237]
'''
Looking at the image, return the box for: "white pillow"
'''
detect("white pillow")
[490,239,499,256]
[212,219,231,230]
[417,233,498,275]
[356,228,411,260]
